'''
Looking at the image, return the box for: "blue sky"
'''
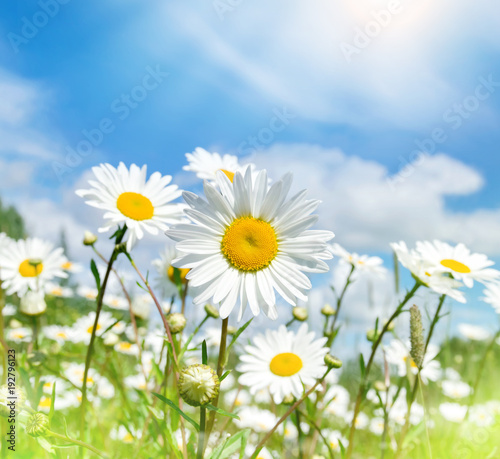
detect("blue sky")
[1,0,499,340]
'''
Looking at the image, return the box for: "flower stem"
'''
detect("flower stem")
[48,429,109,459]
[79,230,125,454]
[345,281,420,459]
[250,368,332,459]
[204,317,228,449]
[197,406,206,459]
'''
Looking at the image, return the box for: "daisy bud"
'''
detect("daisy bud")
[9,319,22,329]
[0,385,26,417]
[324,354,342,369]
[227,326,237,335]
[366,329,380,342]
[321,304,336,316]
[103,332,119,346]
[384,318,395,332]
[204,304,219,319]
[282,394,296,405]
[83,231,98,246]
[409,304,424,369]
[373,381,387,392]
[166,313,186,334]
[20,290,47,316]
[292,307,308,322]
[115,242,128,254]
[178,364,220,407]
[26,412,50,437]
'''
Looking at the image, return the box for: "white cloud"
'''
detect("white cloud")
[251,143,500,255]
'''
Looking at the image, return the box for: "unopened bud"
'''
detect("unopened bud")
[384,318,395,332]
[292,307,308,322]
[321,304,336,316]
[26,412,49,437]
[282,394,296,405]
[166,313,186,334]
[409,304,424,369]
[83,231,97,246]
[324,354,342,369]
[204,304,219,319]
[20,290,47,316]
[227,326,237,335]
[9,319,22,329]
[366,329,380,342]
[373,381,387,392]
[178,364,220,407]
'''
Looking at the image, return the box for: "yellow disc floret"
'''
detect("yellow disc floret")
[116,192,154,221]
[440,259,471,274]
[269,352,303,377]
[167,266,190,284]
[18,259,43,278]
[219,169,235,182]
[221,217,278,271]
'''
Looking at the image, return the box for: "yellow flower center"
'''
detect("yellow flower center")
[404,356,418,368]
[56,332,67,339]
[116,192,154,221]
[167,266,190,284]
[269,352,303,377]
[39,397,51,408]
[440,259,471,274]
[118,342,132,351]
[18,259,44,277]
[221,217,278,272]
[123,433,134,443]
[87,324,102,334]
[61,261,73,270]
[219,169,235,182]
[13,332,25,339]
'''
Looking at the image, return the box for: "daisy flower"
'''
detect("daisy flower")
[458,323,491,341]
[415,240,500,288]
[391,241,465,303]
[60,260,83,273]
[77,285,98,300]
[439,402,467,423]
[237,324,329,403]
[167,169,334,320]
[103,293,128,311]
[0,232,11,254]
[2,304,16,316]
[110,425,142,444]
[43,325,73,345]
[232,407,278,433]
[441,380,472,399]
[322,430,348,452]
[369,417,385,435]
[152,245,188,299]
[45,282,73,298]
[64,362,100,388]
[114,341,139,356]
[329,243,386,276]
[183,147,251,184]
[69,311,115,344]
[6,327,32,343]
[482,283,500,313]
[0,237,68,296]
[384,340,441,384]
[75,162,185,251]
[390,389,424,425]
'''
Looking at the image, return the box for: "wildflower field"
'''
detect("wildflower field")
[1,153,500,459]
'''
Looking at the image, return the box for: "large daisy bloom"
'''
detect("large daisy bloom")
[183,147,252,184]
[75,163,185,251]
[415,240,500,288]
[0,238,68,296]
[329,243,386,277]
[237,324,329,403]
[167,169,334,320]
[391,241,465,303]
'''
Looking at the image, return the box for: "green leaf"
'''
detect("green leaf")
[207,429,250,459]
[205,404,239,420]
[202,340,208,365]
[152,393,200,431]
[90,259,101,291]
[359,353,366,379]
[339,439,346,458]
[49,382,56,422]
[219,370,231,382]
[224,318,253,366]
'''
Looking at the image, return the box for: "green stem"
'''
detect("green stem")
[326,264,355,348]
[250,368,332,459]
[47,429,109,459]
[80,229,125,454]
[295,409,304,459]
[204,317,228,449]
[345,281,420,459]
[197,407,206,459]
[394,294,446,459]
